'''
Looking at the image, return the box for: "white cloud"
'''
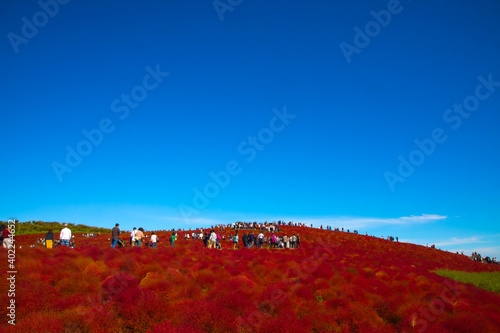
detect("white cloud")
[399,236,500,258]
[10,205,447,233]
[267,214,447,230]
[443,246,500,260]
[399,214,447,222]
[434,236,486,247]
[464,246,500,258]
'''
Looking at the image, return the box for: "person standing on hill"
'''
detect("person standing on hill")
[1,225,12,249]
[248,233,255,248]
[296,234,301,249]
[130,227,137,247]
[233,231,239,250]
[0,225,4,245]
[60,224,71,246]
[111,223,120,248]
[170,232,176,248]
[271,234,277,248]
[209,230,217,249]
[203,232,208,248]
[283,234,289,248]
[150,232,159,249]
[135,228,145,247]
[45,230,54,249]
[242,233,248,248]
[257,232,264,248]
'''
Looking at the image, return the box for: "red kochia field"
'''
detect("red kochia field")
[2,226,500,333]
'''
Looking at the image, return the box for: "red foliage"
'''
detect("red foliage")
[3,225,500,332]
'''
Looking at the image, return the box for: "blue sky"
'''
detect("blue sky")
[1,0,499,257]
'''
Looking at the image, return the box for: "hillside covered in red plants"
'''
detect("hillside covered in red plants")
[2,225,500,333]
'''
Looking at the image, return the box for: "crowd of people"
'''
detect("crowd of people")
[323,226,400,241]
[105,222,304,251]
[110,224,178,249]
[23,220,415,253]
[29,226,77,249]
[183,228,302,250]
[82,232,100,238]
[471,252,499,264]
[12,220,500,263]
[40,224,77,248]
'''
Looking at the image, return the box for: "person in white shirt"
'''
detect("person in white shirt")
[258,232,264,248]
[130,227,137,247]
[60,224,71,246]
[209,230,217,248]
[150,232,159,249]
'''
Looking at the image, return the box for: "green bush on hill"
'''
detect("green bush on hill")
[0,220,111,235]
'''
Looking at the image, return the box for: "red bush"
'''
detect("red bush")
[8,225,500,332]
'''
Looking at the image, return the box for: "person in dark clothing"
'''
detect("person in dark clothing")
[242,233,248,248]
[0,224,5,244]
[45,230,54,249]
[111,223,120,248]
[170,232,176,248]
[203,232,208,248]
[248,233,255,248]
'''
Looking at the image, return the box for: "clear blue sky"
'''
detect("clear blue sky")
[2,0,499,257]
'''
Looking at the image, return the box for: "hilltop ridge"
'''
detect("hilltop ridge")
[1,220,111,235]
